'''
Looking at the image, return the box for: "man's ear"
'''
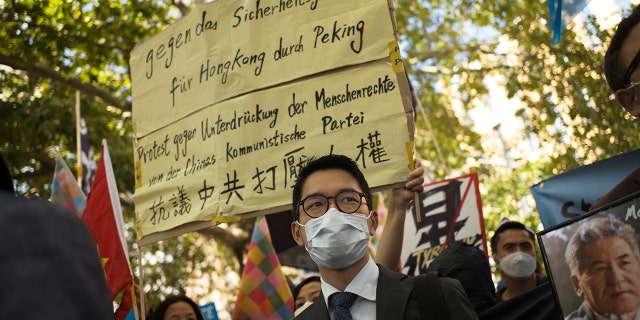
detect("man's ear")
[291,221,305,246]
[615,89,640,117]
[570,275,583,297]
[492,253,500,266]
[367,211,379,236]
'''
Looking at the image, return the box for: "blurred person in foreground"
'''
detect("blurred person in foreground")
[605,5,640,118]
[594,5,640,213]
[0,191,112,319]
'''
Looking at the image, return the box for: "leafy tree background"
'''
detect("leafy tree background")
[2,0,639,317]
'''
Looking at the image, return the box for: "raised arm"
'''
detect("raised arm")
[374,161,424,270]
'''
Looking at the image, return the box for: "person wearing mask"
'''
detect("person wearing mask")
[290,154,478,319]
[292,157,425,317]
[490,218,544,301]
[564,216,640,320]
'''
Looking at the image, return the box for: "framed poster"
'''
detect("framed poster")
[538,191,640,319]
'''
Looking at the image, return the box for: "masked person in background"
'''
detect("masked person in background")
[290,154,478,320]
[490,218,545,302]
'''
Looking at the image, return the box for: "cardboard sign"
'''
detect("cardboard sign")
[400,173,487,275]
[130,0,414,244]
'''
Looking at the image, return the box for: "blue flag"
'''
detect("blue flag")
[530,148,640,228]
[549,0,592,45]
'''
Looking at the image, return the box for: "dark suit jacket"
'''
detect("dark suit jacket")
[478,282,562,320]
[294,264,478,319]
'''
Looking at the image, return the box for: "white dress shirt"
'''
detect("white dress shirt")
[321,257,379,320]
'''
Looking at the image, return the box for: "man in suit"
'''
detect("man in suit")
[289,154,478,319]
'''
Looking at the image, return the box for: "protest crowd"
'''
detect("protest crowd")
[5,2,640,320]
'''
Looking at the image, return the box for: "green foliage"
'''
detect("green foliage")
[0,0,204,309]
[133,233,239,309]
[4,0,640,311]
[0,0,173,195]
[395,0,640,233]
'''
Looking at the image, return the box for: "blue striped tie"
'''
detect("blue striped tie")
[329,292,358,320]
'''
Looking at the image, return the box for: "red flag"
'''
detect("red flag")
[82,140,133,320]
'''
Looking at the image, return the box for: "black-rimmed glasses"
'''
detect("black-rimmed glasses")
[298,190,366,218]
[623,49,640,88]
[627,81,640,90]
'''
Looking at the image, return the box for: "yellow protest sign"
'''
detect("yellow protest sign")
[131,0,399,136]
[131,0,414,244]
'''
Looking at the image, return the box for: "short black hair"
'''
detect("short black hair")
[0,154,14,194]
[291,154,372,221]
[490,219,535,253]
[292,276,320,301]
[150,295,205,320]
[605,5,640,91]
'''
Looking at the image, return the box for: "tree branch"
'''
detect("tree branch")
[198,222,253,273]
[172,0,191,16]
[10,153,54,181]
[0,54,131,111]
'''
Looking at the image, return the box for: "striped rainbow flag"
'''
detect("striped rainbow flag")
[232,216,294,320]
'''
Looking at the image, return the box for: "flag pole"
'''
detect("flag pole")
[75,90,82,188]
[130,283,139,320]
[137,244,145,320]
[405,143,421,223]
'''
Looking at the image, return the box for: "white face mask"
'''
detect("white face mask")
[297,208,371,269]
[499,251,536,280]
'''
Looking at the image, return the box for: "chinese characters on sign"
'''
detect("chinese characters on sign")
[401,174,487,275]
[131,0,414,244]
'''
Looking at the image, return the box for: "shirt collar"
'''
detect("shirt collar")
[321,257,379,307]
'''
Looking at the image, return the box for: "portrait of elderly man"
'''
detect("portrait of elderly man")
[564,215,640,320]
